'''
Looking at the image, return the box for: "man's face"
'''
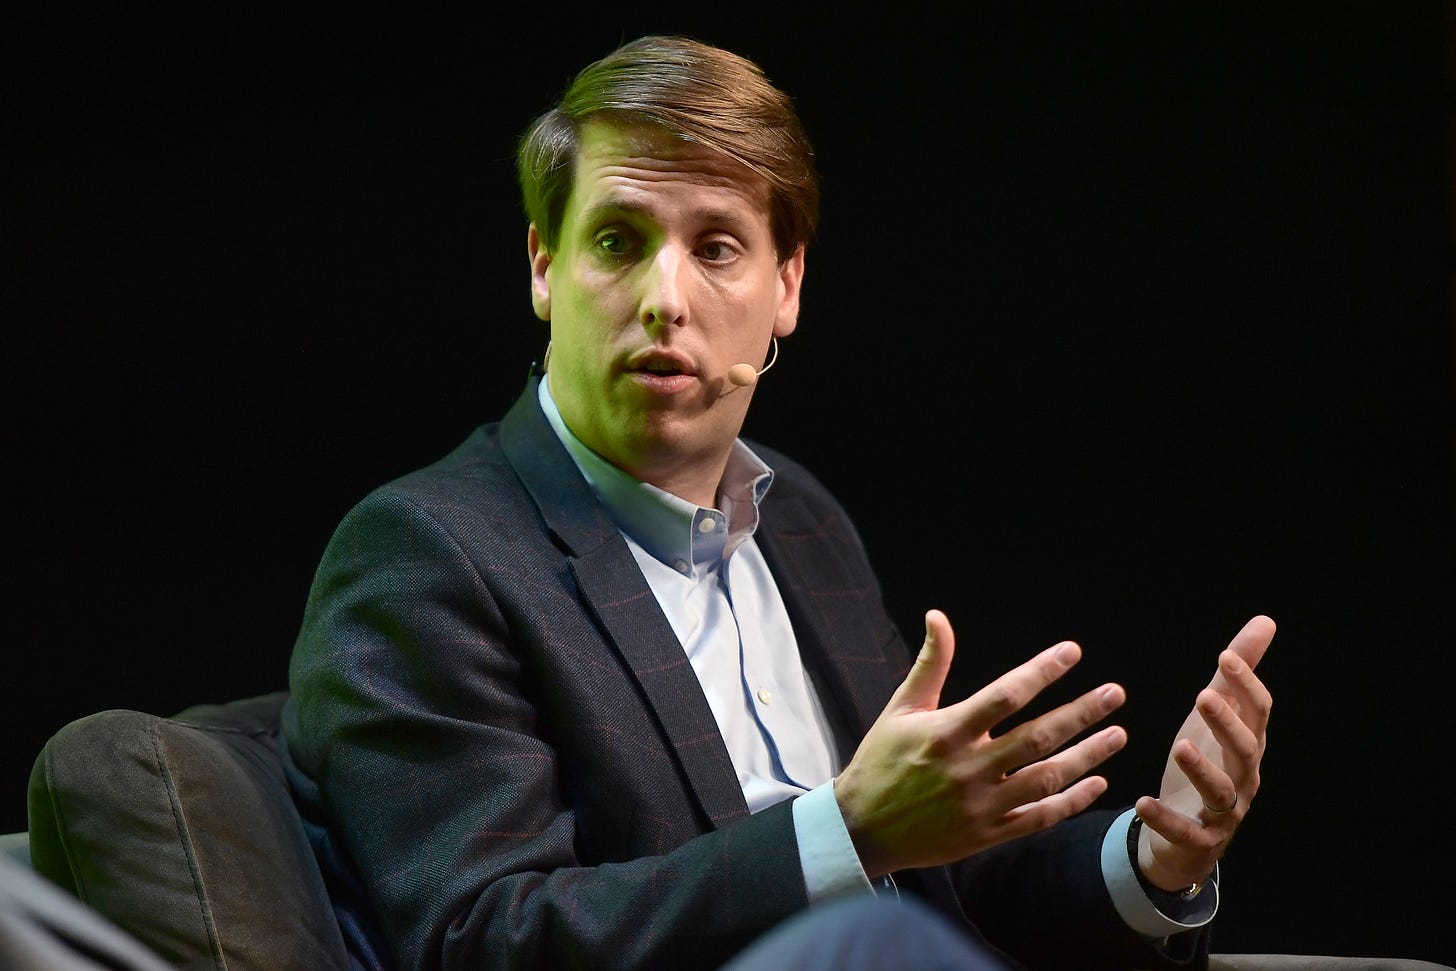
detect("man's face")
[528,118,803,498]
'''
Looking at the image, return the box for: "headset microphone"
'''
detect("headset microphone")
[727,337,779,388]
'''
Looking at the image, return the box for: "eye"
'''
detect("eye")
[698,239,737,263]
[596,230,631,256]
[591,225,642,261]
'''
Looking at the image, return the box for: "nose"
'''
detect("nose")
[639,244,689,331]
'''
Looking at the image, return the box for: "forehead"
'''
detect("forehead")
[566,118,772,225]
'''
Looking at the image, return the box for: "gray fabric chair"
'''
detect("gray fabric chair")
[18,693,1453,971]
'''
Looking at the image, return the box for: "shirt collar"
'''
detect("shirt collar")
[537,376,775,576]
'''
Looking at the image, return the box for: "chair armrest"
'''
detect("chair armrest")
[26,693,351,971]
[1210,955,1454,971]
[0,831,29,868]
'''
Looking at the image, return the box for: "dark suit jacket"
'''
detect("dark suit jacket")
[281,371,1210,971]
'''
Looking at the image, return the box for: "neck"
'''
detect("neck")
[628,453,728,510]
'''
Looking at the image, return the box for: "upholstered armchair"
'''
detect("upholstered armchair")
[11,694,1451,971]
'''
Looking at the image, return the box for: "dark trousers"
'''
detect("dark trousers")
[721,894,1019,971]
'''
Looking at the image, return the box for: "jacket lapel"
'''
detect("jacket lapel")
[499,374,750,829]
[753,491,904,759]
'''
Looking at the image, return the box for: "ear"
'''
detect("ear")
[527,223,551,321]
[772,245,805,338]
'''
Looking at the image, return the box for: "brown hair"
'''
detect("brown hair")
[516,35,820,262]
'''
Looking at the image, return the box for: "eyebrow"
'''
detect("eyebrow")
[578,198,756,235]
[577,199,640,227]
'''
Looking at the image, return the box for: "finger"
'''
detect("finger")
[1002,774,1113,838]
[1209,649,1273,736]
[1208,615,1275,693]
[1004,723,1128,807]
[885,609,956,715]
[1172,734,1241,821]
[991,683,1126,775]
[943,639,1085,739]
[1191,680,1265,803]
[1196,687,1260,769]
[1135,793,1228,855]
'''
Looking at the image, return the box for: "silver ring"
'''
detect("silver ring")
[1202,798,1236,815]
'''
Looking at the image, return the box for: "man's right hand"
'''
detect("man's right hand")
[833,609,1129,879]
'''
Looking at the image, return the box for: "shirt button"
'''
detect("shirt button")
[674,559,689,574]
[757,688,773,705]
[698,517,717,533]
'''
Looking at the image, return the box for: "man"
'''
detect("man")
[281,34,1274,971]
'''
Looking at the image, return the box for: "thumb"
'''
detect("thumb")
[888,609,955,714]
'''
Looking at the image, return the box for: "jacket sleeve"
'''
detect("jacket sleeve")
[942,806,1213,970]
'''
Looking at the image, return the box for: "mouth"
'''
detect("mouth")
[625,348,700,394]
[627,349,697,379]
[638,362,687,377]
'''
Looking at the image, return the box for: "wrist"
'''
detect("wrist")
[1128,813,1210,901]
[831,775,891,880]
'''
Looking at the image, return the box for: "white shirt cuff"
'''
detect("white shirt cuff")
[1101,807,1219,938]
[792,780,875,902]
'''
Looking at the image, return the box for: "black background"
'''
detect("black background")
[8,4,1455,965]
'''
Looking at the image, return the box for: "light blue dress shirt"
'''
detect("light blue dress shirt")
[536,378,1214,934]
